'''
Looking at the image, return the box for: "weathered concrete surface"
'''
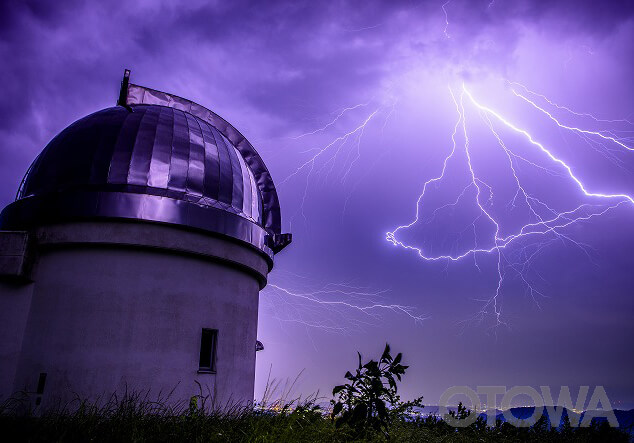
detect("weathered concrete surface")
[0,280,34,400]
[1,222,265,409]
[35,221,270,287]
[0,231,30,279]
[0,231,34,400]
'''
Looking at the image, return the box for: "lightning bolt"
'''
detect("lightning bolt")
[442,0,452,39]
[280,108,380,187]
[387,83,632,328]
[262,278,427,334]
[280,96,399,231]
[289,103,370,140]
[508,84,633,152]
[465,86,633,204]
[272,1,631,333]
[509,81,634,126]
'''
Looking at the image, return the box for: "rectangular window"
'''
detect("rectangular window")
[35,372,47,406]
[199,329,218,372]
[36,372,47,394]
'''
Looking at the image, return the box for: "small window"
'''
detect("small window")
[35,372,47,406]
[36,372,47,394]
[199,329,218,372]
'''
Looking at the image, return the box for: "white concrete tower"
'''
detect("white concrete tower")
[0,71,291,409]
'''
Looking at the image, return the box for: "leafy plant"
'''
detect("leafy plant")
[330,343,423,437]
[445,401,471,422]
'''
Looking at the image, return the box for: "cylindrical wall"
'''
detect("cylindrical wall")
[6,221,268,409]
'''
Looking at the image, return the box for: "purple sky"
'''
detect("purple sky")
[1,0,633,409]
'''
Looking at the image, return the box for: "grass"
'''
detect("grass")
[0,390,631,442]
[0,364,630,442]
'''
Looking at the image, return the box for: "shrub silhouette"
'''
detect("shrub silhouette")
[330,343,423,437]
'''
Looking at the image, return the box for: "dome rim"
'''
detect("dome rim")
[0,190,275,264]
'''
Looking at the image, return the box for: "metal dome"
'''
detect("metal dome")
[0,74,291,259]
[20,104,264,223]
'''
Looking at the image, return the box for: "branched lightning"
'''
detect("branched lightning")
[280,108,380,187]
[270,99,426,335]
[465,86,633,204]
[509,81,634,126]
[281,97,399,230]
[442,0,452,39]
[289,103,370,140]
[270,2,632,334]
[262,278,427,334]
[386,83,632,328]
[278,79,631,331]
[508,83,633,152]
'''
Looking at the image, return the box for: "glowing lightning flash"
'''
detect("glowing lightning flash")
[263,281,427,334]
[280,108,380,187]
[289,103,370,140]
[509,81,634,126]
[279,76,631,331]
[464,87,633,204]
[273,101,426,332]
[281,98,399,229]
[386,84,632,328]
[509,85,633,152]
[442,0,452,39]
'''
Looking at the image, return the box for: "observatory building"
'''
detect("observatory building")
[0,71,291,408]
